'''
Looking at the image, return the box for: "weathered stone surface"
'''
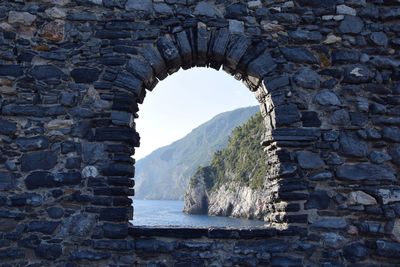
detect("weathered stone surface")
[314,90,341,106]
[125,0,153,12]
[339,132,368,157]
[370,32,388,47]
[8,11,36,26]
[337,163,396,181]
[59,213,96,238]
[343,242,369,263]
[102,223,128,239]
[382,127,400,142]
[280,47,318,64]
[337,5,357,16]
[45,7,66,19]
[330,109,350,125]
[194,2,222,18]
[0,172,13,190]
[343,65,374,84]
[293,68,320,89]
[16,136,49,151]
[114,72,143,97]
[297,151,324,169]
[27,220,60,234]
[369,151,391,164]
[71,68,101,83]
[31,65,65,80]
[289,30,322,43]
[47,207,64,219]
[35,243,62,260]
[331,50,360,64]
[377,189,400,205]
[21,151,58,172]
[25,171,81,189]
[0,119,17,136]
[247,51,277,78]
[348,191,377,205]
[156,35,181,73]
[140,44,167,80]
[70,250,111,261]
[0,65,23,77]
[312,217,348,229]
[99,208,129,222]
[40,20,65,42]
[126,56,157,89]
[339,15,364,34]
[388,145,400,165]
[376,240,400,258]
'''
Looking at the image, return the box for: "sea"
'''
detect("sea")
[131,199,266,228]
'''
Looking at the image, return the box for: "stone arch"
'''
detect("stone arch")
[0,0,399,265]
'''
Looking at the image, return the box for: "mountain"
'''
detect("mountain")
[184,112,269,220]
[134,106,259,200]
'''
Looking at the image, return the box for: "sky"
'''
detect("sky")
[134,68,259,160]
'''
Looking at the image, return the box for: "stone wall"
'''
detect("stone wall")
[0,0,399,266]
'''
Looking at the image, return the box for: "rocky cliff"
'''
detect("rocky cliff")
[184,112,268,220]
[135,106,259,200]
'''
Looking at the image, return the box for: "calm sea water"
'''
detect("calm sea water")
[131,199,266,228]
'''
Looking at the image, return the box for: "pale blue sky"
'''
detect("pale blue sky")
[135,68,259,159]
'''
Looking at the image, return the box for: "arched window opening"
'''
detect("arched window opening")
[131,68,268,228]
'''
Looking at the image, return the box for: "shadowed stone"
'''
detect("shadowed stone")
[0,172,13,190]
[157,35,181,74]
[297,151,325,169]
[294,68,320,89]
[31,65,65,80]
[376,240,400,258]
[289,30,322,43]
[0,119,17,136]
[226,36,251,70]
[343,242,369,263]
[210,28,230,68]
[0,65,23,77]
[337,163,396,181]
[21,151,58,172]
[312,217,348,229]
[280,47,319,64]
[71,68,101,83]
[175,30,192,69]
[27,220,60,234]
[140,44,168,80]
[35,243,62,260]
[127,56,157,90]
[247,51,276,78]
[114,71,143,97]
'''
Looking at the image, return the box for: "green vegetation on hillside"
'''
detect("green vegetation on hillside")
[191,112,267,191]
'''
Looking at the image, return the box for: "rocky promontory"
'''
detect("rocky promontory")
[184,112,268,220]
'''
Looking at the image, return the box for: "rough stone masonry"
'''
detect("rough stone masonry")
[0,0,399,266]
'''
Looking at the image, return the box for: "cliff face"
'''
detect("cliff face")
[184,112,269,220]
